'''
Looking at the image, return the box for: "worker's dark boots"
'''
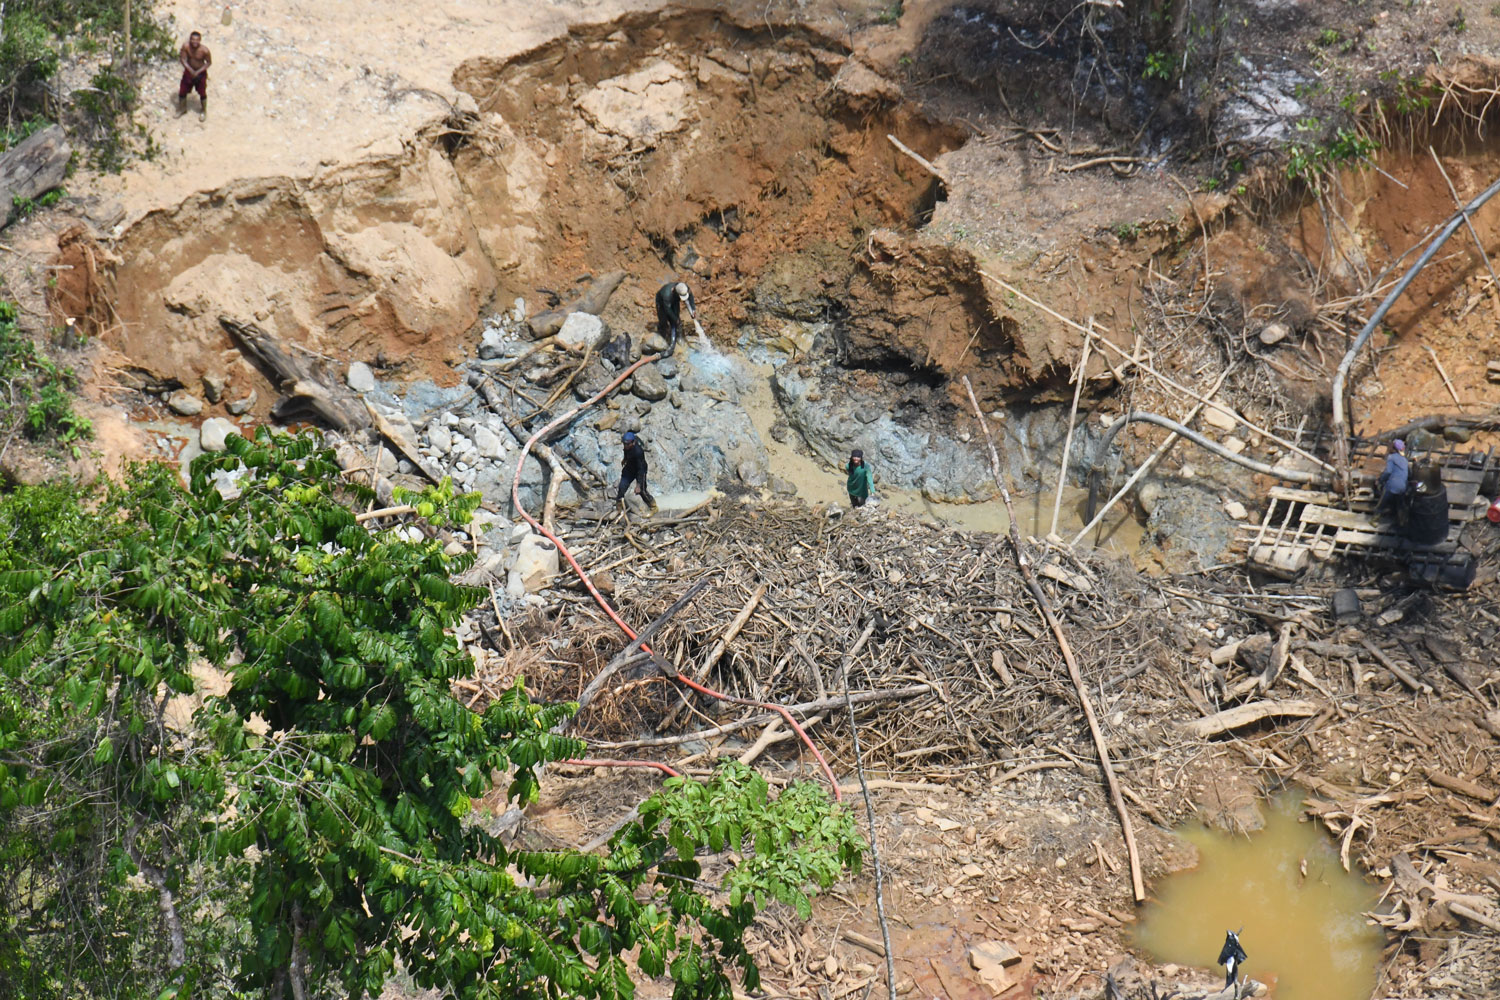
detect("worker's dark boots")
[176,94,187,117]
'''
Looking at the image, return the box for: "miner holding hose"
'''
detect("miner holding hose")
[654,280,696,354]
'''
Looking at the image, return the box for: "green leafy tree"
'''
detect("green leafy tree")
[0,428,863,999]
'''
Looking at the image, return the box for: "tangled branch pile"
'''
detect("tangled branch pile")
[472,500,1186,778]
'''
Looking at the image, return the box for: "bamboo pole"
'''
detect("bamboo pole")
[1050,323,1092,538]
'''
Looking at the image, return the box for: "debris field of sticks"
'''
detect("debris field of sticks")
[441,496,1500,999]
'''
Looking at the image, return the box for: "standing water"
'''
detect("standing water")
[1134,796,1384,1000]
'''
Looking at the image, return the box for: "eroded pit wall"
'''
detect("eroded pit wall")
[81,8,1066,415]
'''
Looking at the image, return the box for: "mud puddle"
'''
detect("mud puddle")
[1134,796,1383,1000]
[736,359,1146,558]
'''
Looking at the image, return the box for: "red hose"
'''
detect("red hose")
[508,353,842,800]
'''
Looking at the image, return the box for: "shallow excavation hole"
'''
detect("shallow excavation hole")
[1134,795,1384,1000]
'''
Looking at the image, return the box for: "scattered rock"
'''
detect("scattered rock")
[1138,481,1163,516]
[592,568,616,597]
[556,312,607,352]
[167,390,205,416]
[643,332,669,354]
[346,361,376,393]
[472,424,506,460]
[508,533,560,595]
[631,364,669,402]
[427,423,453,454]
[770,475,798,496]
[737,459,768,488]
[201,372,227,403]
[575,60,695,144]
[226,390,257,416]
[1258,322,1290,346]
[1224,500,1249,520]
[968,940,1020,993]
[479,327,506,360]
[832,60,901,110]
[200,417,237,453]
[1203,402,1238,431]
[1443,425,1473,443]
[1222,435,1247,455]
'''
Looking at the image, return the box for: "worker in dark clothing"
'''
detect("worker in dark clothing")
[614,431,656,511]
[1376,439,1409,515]
[1217,930,1247,991]
[654,281,696,353]
[846,449,872,508]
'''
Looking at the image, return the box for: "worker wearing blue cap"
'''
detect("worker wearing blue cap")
[614,430,656,511]
[1377,439,1409,515]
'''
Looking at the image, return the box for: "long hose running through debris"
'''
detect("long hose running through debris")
[506,353,842,800]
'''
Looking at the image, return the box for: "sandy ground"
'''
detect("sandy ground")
[74,0,656,227]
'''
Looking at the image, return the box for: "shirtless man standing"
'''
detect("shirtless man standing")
[177,32,212,121]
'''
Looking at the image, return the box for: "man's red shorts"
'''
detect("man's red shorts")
[179,69,207,99]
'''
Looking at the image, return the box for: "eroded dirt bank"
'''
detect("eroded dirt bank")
[77,8,1044,416]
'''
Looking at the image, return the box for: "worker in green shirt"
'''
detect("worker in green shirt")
[846,449,872,508]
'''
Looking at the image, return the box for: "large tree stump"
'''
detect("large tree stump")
[220,317,370,433]
[0,125,72,215]
[527,270,627,338]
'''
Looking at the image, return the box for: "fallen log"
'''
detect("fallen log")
[467,371,597,490]
[221,317,369,433]
[0,125,71,217]
[527,270,627,338]
[1427,769,1498,803]
[1355,636,1432,694]
[1180,699,1321,739]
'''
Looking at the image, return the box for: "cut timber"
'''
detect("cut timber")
[527,270,626,338]
[1180,699,1321,739]
[1300,506,1376,530]
[1249,543,1309,579]
[221,317,370,433]
[1488,359,1500,383]
[0,125,71,216]
[1038,561,1093,592]
[1427,769,1498,803]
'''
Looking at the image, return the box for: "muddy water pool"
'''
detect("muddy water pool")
[1134,796,1384,1000]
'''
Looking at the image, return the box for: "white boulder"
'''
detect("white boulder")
[200,417,238,453]
[508,533,560,594]
[556,312,607,352]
